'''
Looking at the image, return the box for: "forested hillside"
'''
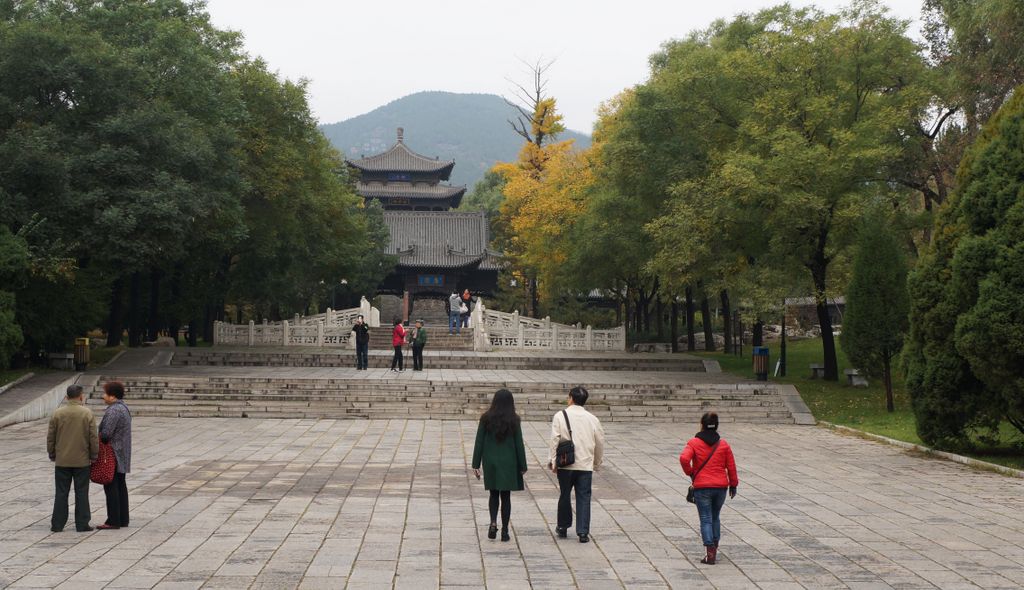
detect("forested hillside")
[319,91,591,188]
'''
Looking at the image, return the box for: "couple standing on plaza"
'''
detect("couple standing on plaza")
[471,386,604,544]
[46,382,132,533]
[447,289,472,335]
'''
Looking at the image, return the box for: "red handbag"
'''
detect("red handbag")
[90,442,116,485]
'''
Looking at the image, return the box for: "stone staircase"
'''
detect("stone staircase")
[368,327,474,351]
[170,349,708,372]
[87,375,794,424]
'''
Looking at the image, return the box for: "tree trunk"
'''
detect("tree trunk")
[700,289,715,352]
[752,321,764,347]
[685,286,696,352]
[883,354,894,412]
[720,290,732,354]
[146,269,161,342]
[656,298,664,339]
[811,263,839,381]
[529,276,538,318]
[105,278,124,347]
[127,272,143,347]
[670,300,679,353]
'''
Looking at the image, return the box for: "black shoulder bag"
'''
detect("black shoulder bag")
[555,410,575,468]
[686,442,720,503]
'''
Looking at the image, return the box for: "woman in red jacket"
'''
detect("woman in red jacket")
[680,412,738,565]
[390,318,406,372]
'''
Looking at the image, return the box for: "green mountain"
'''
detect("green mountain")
[319,91,592,189]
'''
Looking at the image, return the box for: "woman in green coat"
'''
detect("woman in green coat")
[472,389,528,542]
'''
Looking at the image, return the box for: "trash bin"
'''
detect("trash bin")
[74,337,90,371]
[752,346,769,381]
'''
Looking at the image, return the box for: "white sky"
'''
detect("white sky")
[204,0,926,133]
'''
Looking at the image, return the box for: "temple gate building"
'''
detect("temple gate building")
[346,128,501,323]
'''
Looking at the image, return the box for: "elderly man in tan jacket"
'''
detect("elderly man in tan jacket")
[548,386,604,543]
[47,384,98,532]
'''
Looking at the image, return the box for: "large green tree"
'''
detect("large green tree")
[906,87,1024,447]
[646,3,925,379]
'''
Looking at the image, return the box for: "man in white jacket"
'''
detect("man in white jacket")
[548,386,605,543]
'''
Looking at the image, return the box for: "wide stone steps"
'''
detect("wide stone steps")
[367,328,474,351]
[171,349,706,372]
[87,376,793,423]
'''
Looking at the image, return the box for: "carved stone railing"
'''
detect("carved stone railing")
[473,299,626,352]
[212,297,379,348]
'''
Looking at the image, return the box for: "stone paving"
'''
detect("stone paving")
[2,417,1023,589]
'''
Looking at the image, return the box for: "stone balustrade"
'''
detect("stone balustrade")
[474,298,626,352]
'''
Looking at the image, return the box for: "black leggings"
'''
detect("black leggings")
[391,345,403,370]
[489,490,511,528]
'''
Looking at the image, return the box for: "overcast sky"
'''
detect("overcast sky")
[204,0,926,133]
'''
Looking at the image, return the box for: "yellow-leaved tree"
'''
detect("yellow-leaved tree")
[493,96,594,314]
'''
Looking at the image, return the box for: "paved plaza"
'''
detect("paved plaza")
[2,417,1023,589]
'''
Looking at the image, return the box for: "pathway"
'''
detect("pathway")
[1,418,1022,589]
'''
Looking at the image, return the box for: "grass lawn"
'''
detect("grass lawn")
[0,368,35,388]
[694,338,1024,471]
[89,345,126,369]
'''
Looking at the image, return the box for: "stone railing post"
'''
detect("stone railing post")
[360,296,371,320]
[552,324,559,351]
[326,307,334,326]
[586,325,593,351]
[517,323,525,350]
[370,306,381,328]
[248,320,255,348]
[619,326,627,350]
[512,310,519,329]
[282,321,290,347]
[471,298,484,329]
[317,320,324,347]
[544,316,551,329]
[212,321,220,346]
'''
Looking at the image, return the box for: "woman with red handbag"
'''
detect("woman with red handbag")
[97,381,132,530]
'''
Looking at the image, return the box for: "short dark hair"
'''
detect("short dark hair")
[393,317,401,326]
[103,381,125,400]
[701,412,719,431]
[66,385,83,398]
[357,314,364,320]
[569,386,589,406]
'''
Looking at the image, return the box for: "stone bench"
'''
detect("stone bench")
[633,343,672,353]
[809,364,825,379]
[47,352,75,370]
[844,369,869,387]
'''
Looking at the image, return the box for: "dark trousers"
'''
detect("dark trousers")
[557,469,593,536]
[52,466,91,531]
[103,472,129,527]
[391,345,403,370]
[356,341,369,369]
[412,344,424,370]
[489,489,511,528]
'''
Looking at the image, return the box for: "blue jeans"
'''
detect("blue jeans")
[449,312,461,334]
[693,487,727,546]
[557,469,593,536]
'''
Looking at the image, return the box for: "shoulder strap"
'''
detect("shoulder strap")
[690,441,719,481]
[561,409,573,441]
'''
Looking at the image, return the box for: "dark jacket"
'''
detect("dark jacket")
[99,400,132,473]
[472,421,527,491]
[351,322,370,345]
[413,326,427,347]
[47,400,99,468]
